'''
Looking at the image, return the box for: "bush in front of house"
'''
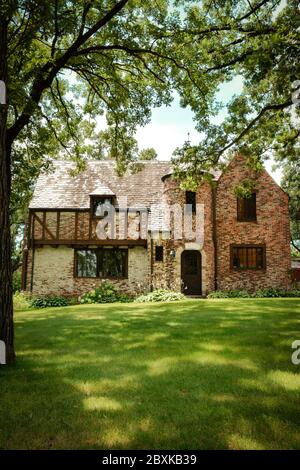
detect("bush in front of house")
[13,292,31,310]
[251,288,300,298]
[31,296,69,308]
[207,290,249,299]
[208,288,300,299]
[134,289,185,303]
[80,281,133,304]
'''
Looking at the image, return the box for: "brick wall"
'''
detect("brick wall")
[27,245,149,297]
[216,154,292,291]
[150,177,215,295]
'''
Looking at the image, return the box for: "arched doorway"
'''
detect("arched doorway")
[181,250,202,295]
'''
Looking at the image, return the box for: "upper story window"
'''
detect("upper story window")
[155,245,164,262]
[237,193,256,221]
[231,245,265,270]
[91,197,113,218]
[186,191,196,214]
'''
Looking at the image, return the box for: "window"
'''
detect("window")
[231,245,265,270]
[75,248,128,278]
[77,250,97,277]
[237,193,256,221]
[186,191,196,214]
[155,246,163,262]
[92,197,113,218]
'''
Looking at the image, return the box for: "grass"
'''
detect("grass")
[0,298,300,450]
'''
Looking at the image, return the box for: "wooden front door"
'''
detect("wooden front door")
[181,250,202,295]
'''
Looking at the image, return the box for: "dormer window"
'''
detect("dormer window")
[91,197,114,218]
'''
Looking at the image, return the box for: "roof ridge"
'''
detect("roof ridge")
[51,159,171,165]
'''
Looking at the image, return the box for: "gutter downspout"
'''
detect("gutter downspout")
[150,236,154,292]
[30,213,35,293]
[212,185,218,291]
[21,214,28,291]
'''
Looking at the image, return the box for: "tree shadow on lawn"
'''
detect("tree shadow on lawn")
[1,299,300,449]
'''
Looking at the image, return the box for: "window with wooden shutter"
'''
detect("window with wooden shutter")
[231,245,265,270]
[237,193,256,221]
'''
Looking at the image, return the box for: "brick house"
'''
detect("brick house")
[22,154,292,297]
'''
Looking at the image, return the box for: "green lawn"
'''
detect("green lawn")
[1,299,300,449]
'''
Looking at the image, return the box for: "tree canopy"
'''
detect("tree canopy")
[4,0,300,194]
[171,0,300,183]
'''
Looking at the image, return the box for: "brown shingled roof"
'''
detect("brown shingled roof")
[29,160,172,209]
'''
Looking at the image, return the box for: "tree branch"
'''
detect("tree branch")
[292,239,300,254]
[216,98,293,156]
[7,0,129,146]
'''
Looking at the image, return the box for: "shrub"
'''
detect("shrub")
[208,288,300,299]
[207,290,250,299]
[13,292,31,310]
[251,288,282,298]
[79,281,133,304]
[253,288,300,298]
[284,290,300,297]
[12,271,22,293]
[31,296,69,309]
[134,289,185,303]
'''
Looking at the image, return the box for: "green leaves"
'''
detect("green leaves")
[5,0,300,218]
[171,0,300,184]
[233,179,258,198]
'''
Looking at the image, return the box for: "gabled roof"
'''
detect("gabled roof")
[89,183,115,196]
[29,160,172,209]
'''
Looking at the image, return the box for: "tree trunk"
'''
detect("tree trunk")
[0,15,15,364]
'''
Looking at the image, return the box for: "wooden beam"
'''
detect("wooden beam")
[33,239,147,247]
[42,211,46,239]
[56,211,60,240]
[75,212,78,240]
[34,212,56,240]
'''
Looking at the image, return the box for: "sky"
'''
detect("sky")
[135,77,283,185]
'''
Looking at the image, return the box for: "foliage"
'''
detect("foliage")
[4,0,208,176]
[139,148,158,161]
[208,289,300,299]
[233,180,258,198]
[134,289,185,303]
[207,290,250,299]
[251,288,300,298]
[13,292,31,310]
[12,271,22,293]
[31,296,69,309]
[80,282,133,304]
[281,160,300,255]
[172,0,300,185]
[5,1,298,187]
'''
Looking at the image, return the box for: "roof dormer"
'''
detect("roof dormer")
[90,183,115,218]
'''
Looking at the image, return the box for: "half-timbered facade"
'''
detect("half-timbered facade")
[22,155,292,297]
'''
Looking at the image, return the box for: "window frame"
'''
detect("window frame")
[237,193,257,222]
[230,244,266,271]
[90,196,114,219]
[185,191,196,214]
[74,247,128,279]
